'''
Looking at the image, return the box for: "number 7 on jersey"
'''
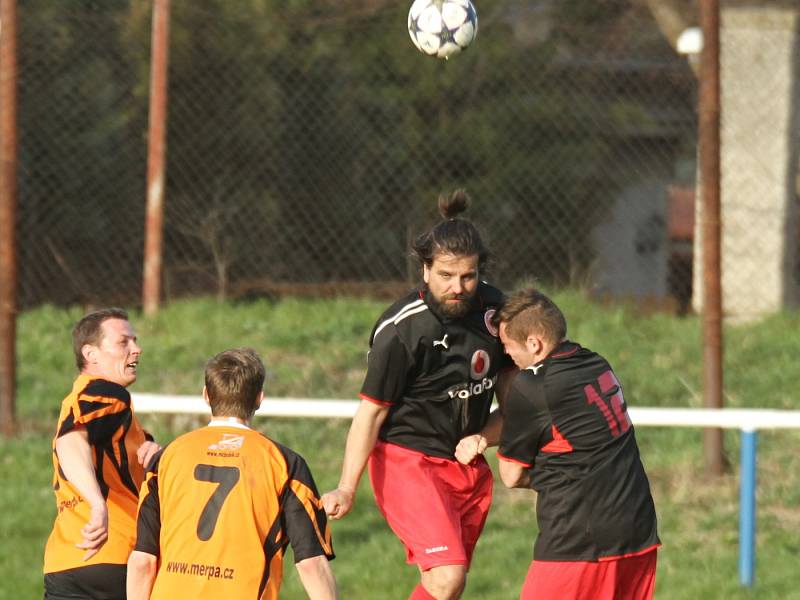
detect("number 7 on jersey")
[193,464,240,541]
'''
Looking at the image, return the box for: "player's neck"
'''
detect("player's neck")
[209,415,252,428]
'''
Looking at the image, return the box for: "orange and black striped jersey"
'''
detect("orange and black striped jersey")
[134,422,334,600]
[44,375,149,574]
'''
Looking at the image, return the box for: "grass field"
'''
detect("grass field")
[2,292,799,599]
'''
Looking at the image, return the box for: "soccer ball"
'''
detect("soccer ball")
[408,0,478,59]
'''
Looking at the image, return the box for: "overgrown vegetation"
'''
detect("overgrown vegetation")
[3,293,799,599]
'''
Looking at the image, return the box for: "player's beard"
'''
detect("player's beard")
[429,291,474,319]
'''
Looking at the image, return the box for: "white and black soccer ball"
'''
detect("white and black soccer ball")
[408,0,478,59]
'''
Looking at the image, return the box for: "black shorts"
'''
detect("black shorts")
[43,564,126,600]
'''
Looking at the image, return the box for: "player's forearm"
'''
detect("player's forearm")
[337,402,388,491]
[55,429,105,507]
[477,408,504,447]
[296,555,339,600]
[126,551,158,600]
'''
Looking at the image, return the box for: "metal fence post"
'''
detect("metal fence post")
[699,0,725,478]
[142,0,170,315]
[0,0,19,437]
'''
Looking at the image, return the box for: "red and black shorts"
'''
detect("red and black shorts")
[368,440,493,571]
[520,548,658,600]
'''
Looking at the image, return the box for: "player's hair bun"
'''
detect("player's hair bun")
[438,188,470,220]
[413,187,487,269]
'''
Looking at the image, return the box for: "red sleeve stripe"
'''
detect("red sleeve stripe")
[359,393,393,407]
[496,451,532,468]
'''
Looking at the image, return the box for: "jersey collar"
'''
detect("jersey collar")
[208,418,252,430]
[548,340,580,360]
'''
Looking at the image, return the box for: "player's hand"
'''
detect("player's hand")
[455,434,488,465]
[137,440,162,470]
[321,487,355,520]
[77,502,109,561]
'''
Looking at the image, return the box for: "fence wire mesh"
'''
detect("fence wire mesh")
[10,1,798,315]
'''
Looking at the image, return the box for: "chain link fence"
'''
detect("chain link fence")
[11,1,797,314]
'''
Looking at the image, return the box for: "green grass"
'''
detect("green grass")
[3,293,800,599]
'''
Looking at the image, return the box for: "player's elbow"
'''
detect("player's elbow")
[295,555,338,600]
[126,551,157,599]
[499,471,519,488]
[498,462,525,489]
[127,550,157,575]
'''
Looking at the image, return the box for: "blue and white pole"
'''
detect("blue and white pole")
[738,428,757,587]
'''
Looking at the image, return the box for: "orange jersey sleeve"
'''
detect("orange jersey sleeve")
[44,375,148,574]
[135,425,333,600]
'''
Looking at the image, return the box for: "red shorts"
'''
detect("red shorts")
[520,549,658,600]
[368,440,493,571]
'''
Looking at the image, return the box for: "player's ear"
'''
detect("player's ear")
[82,344,96,366]
[422,263,431,284]
[525,334,542,355]
[256,390,264,411]
[202,386,211,407]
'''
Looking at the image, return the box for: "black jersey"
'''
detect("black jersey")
[498,341,660,562]
[360,282,509,458]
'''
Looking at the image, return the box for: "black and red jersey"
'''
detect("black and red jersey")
[497,341,660,562]
[134,423,334,600]
[361,282,510,458]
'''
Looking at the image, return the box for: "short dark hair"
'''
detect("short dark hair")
[411,189,489,271]
[72,308,130,371]
[204,348,266,420]
[497,288,567,346]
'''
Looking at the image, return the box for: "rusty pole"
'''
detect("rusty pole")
[142,0,170,315]
[699,0,725,475]
[0,0,18,437]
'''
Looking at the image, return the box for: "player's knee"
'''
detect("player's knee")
[421,565,467,600]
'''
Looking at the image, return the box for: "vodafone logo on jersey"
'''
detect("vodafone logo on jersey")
[470,349,491,379]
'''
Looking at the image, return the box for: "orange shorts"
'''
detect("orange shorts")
[368,440,493,571]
